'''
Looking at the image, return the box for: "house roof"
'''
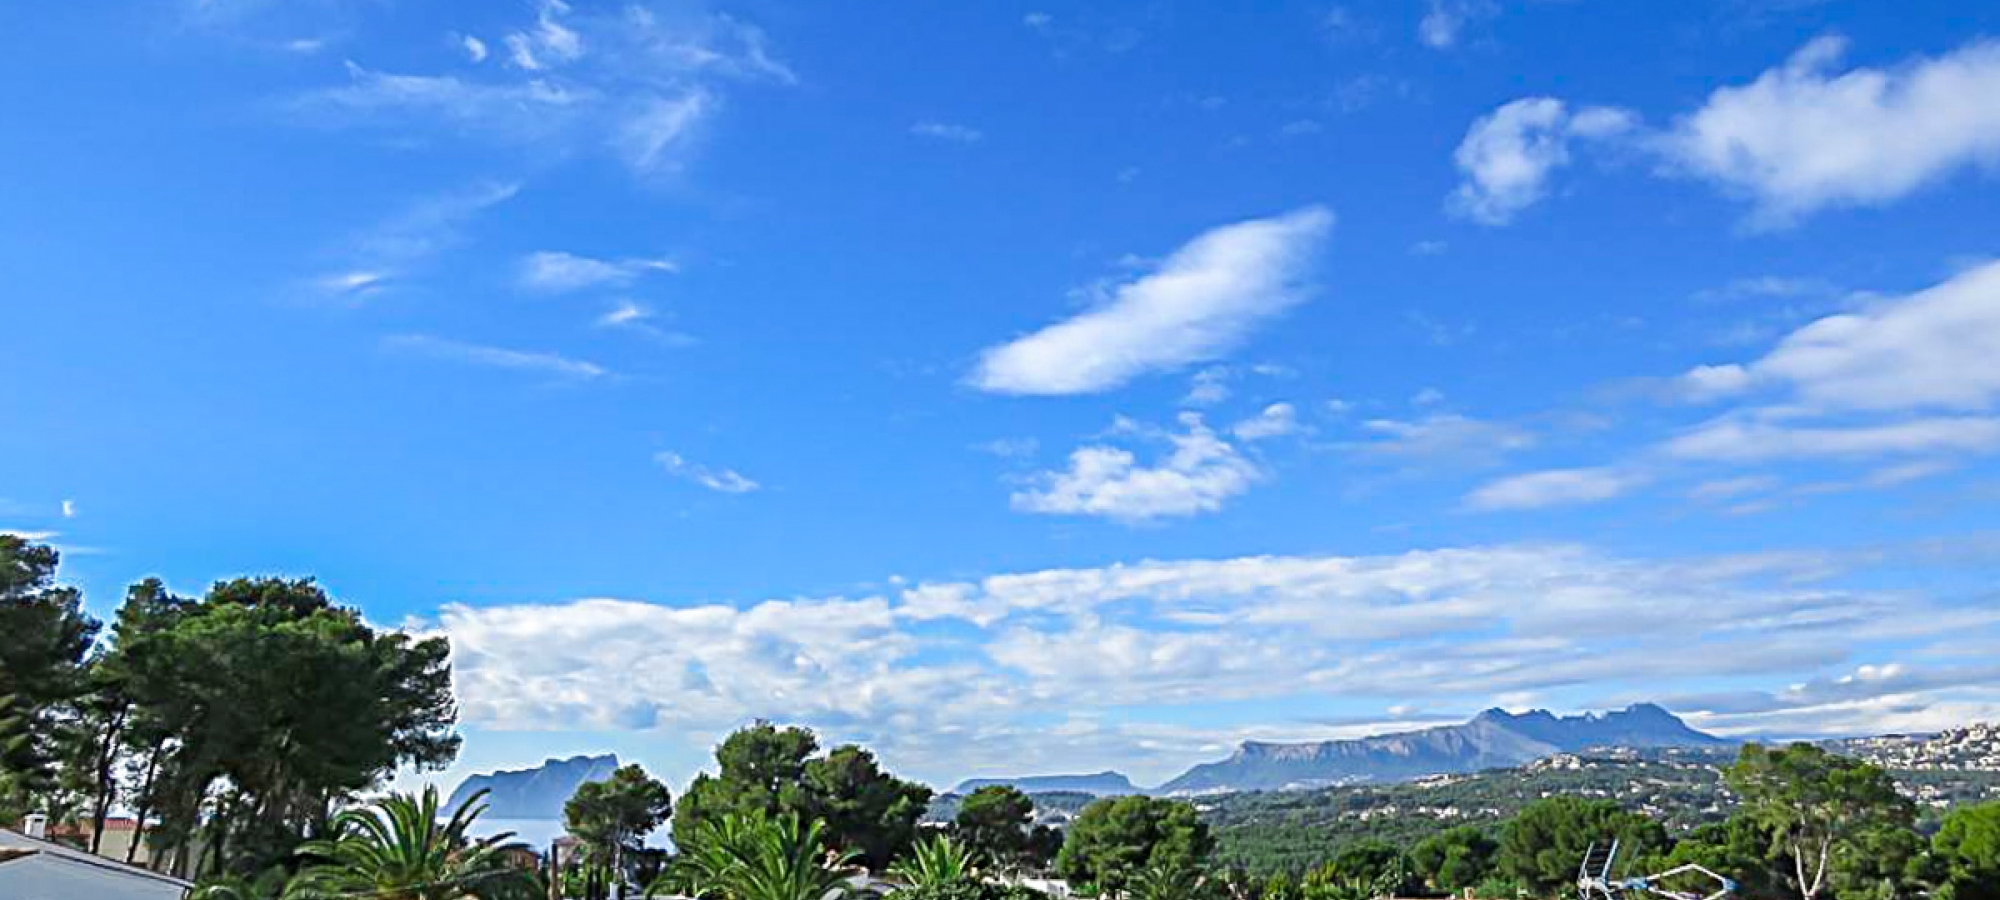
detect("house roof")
[0,828,193,889]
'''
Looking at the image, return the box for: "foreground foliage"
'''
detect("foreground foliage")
[0,535,462,879]
[657,809,860,900]
[675,722,933,871]
[284,786,539,900]
[893,833,985,888]
[1058,795,1215,897]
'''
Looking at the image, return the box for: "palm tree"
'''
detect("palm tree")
[890,834,982,888]
[651,811,860,900]
[283,786,540,900]
[190,867,288,900]
[1129,862,1211,900]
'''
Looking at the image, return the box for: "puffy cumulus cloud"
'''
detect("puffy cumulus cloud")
[440,595,1006,737]
[1662,37,2000,226]
[1464,466,1647,511]
[971,207,1332,395]
[1231,402,1301,441]
[1448,98,1635,225]
[433,543,2000,782]
[1011,414,1262,522]
[294,3,793,177]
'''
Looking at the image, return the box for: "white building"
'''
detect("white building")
[0,825,192,900]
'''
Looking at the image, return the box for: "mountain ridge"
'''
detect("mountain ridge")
[445,753,620,820]
[1158,704,1727,794]
[952,771,1138,796]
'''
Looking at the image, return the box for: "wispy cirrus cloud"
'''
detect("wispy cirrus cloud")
[310,180,519,300]
[971,206,1332,395]
[383,334,608,380]
[519,250,677,292]
[293,3,793,177]
[655,451,759,493]
[1466,260,2000,511]
[910,121,983,143]
[1464,466,1648,511]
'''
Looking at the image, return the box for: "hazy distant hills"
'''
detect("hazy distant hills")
[446,753,620,820]
[953,772,1139,796]
[1160,704,1728,794]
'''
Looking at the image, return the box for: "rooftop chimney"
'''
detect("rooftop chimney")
[23,813,47,840]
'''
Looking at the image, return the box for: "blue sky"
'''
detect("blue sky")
[6,0,2000,793]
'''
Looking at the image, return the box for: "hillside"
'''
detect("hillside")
[1160,704,1727,794]
[1204,743,2000,874]
[445,753,620,820]
[953,772,1139,796]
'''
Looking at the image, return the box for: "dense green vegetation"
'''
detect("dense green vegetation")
[0,535,458,880]
[673,721,934,870]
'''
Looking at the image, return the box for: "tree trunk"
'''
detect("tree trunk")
[87,703,129,855]
[125,745,164,865]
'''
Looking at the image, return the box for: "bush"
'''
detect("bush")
[893,882,1049,900]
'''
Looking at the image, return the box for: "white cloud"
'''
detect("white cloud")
[975,438,1039,459]
[519,250,677,292]
[617,90,714,174]
[295,5,789,178]
[1690,475,1780,502]
[1678,260,2000,413]
[655,451,760,493]
[312,181,518,297]
[1012,414,1261,522]
[910,122,983,143]
[428,541,1998,784]
[1183,367,1232,406]
[1349,414,1535,465]
[1662,37,2000,225]
[1464,466,1646,511]
[461,34,488,63]
[59,500,75,519]
[383,334,608,380]
[502,0,584,72]
[1418,0,1496,50]
[1664,416,2000,462]
[1449,98,1636,225]
[596,300,693,346]
[315,270,389,299]
[971,206,1332,395]
[1232,403,1301,441]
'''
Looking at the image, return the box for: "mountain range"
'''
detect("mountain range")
[1158,704,1727,794]
[446,753,620,820]
[955,704,1728,798]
